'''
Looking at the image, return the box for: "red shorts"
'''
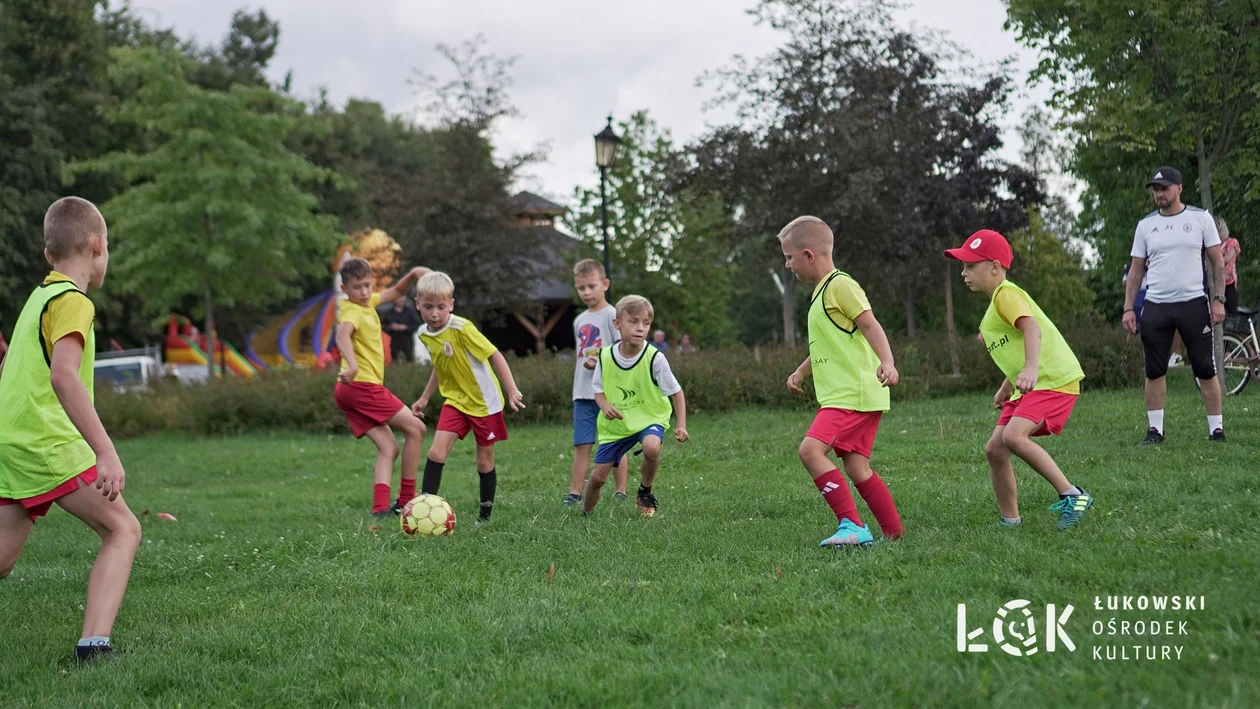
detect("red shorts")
[334,381,406,438]
[806,408,883,459]
[437,405,508,447]
[0,467,98,522]
[997,389,1078,436]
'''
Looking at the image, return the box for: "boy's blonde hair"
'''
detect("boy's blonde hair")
[615,295,654,321]
[44,197,106,260]
[339,257,373,282]
[777,215,833,255]
[417,271,455,300]
[573,259,606,279]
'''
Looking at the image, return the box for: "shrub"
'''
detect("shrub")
[97,326,1148,437]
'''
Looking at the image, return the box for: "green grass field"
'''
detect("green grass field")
[2,378,1258,707]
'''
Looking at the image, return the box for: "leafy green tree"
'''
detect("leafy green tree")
[67,47,341,378]
[567,111,739,347]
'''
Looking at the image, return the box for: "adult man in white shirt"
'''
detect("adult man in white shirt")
[1122,166,1228,444]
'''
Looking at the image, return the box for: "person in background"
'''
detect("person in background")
[679,333,698,354]
[1219,216,1241,315]
[651,329,670,353]
[380,294,422,363]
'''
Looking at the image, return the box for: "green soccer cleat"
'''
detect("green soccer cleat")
[1055,491,1094,531]
[997,518,1023,528]
[819,519,875,547]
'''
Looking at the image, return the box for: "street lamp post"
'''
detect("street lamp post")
[594,116,622,283]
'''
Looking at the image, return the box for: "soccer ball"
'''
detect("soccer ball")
[400,494,456,537]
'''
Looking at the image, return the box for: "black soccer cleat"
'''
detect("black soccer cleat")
[636,491,658,518]
[73,644,113,663]
[1141,427,1165,445]
[1209,428,1226,443]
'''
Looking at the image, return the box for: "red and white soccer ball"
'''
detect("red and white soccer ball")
[400,494,456,537]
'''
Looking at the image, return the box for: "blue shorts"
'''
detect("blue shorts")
[573,399,601,446]
[594,424,665,465]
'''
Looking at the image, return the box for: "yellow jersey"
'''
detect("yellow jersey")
[339,293,385,385]
[420,315,503,417]
[989,284,1081,397]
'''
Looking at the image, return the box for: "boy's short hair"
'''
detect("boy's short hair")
[777,216,834,254]
[44,197,106,260]
[340,258,373,282]
[417,271,455,300]
[573,259,606,279]
[615,295,654,321]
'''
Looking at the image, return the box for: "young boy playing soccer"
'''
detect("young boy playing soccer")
[334,258,431,517]
[410,272,524,526]
[565,259,629,506]
[582,295,689,518]
[0,197,143,662]
[944,230,1094,530]
[779,216,903,547]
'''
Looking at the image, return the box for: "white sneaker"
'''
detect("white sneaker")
[1168,353,1183,367]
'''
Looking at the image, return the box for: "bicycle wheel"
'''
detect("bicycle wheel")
[1220,333,1254,396]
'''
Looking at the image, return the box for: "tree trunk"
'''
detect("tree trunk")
[1196,150,1226,383]
[782,268,796,347]
[904,280,918,338]
[205,288,216,382]
[944,261,960,377]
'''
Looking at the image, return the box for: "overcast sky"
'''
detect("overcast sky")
[126,0,1050,207]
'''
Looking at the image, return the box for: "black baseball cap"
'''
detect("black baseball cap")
[1147,166,1182,188]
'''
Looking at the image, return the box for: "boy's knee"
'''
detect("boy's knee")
[984,437,1008,460]
[408,419,427,439]
[641,441,661,462]
[590,466,610,484]
[383,439,401,460]
[798,439,824,464]
[1000,427,1029,450]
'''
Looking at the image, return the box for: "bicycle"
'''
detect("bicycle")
[1219,307,1259,396]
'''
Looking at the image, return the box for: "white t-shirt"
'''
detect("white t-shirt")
[592,345,682,397]
[572,305,620,401]
[1131,206,1221,304]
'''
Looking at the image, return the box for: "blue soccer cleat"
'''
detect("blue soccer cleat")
[819,519,875,547]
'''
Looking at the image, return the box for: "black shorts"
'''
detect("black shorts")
[1140,297,1216,380]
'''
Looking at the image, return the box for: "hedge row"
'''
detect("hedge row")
[97,327,1145,438]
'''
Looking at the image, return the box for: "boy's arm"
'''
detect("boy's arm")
[379,267,431,305]
[1014,316,1041,393]
[854,310,899,387]
[670,389,689,442]
[412,368,438,417]
[787,356,811,394]
[488,351,524,411]
[335,321,358,384]
[49,336,125,500]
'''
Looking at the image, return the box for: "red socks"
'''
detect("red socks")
[814,469,861,526]
[399,478,417,505]
[856,472,903,539]
[372,483,390,513]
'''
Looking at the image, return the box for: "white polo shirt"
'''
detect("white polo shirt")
[1131,206,1220,304]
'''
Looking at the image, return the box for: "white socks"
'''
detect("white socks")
[1147,410,1165,433]
[1207,415,1223,434]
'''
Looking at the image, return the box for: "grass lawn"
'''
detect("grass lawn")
[2,377,1258,707]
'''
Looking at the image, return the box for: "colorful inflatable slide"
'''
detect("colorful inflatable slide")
[164,316,258,378]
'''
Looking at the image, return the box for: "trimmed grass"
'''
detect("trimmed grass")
[2,378,1258,707]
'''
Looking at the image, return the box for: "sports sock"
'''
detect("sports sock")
[479,469,496,519]
[637,484,652,498]
[1207,414,1223,434]
[78,636,110,648]
[75,636,111,661]
[422,459,444,495]
[1147,409,1165,434]
[399,477,417,505]
[813,469,861,526]
[1060,486,1083,498]
[1001,516,1022,526]
[855,473,902,539]
[372,483,390,512]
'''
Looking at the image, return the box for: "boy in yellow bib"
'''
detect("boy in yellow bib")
[945,230,1093,530]
[0,197,142,662]
[581,295,688,518]
[779,217,903,547]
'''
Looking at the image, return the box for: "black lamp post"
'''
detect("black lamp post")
[594,116,622,283]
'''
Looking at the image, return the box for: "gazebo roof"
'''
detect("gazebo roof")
[511,191,567,217]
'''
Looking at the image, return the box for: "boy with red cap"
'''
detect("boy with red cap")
[945,230,1094,531]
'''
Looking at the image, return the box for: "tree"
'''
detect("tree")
[567,111,739,347]
[67,47,342,379]
[1005,0,1260,371]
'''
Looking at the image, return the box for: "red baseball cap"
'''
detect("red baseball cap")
[943,230,1013,269]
